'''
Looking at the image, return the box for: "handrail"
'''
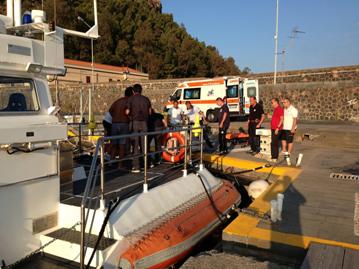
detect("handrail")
[79,125,205,268]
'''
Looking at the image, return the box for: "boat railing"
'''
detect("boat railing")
[79,125,205,268]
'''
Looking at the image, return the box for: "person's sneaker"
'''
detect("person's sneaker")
[247,149,254,154]
[284,153,292,166]
[131,168,141,173]
[149,163,155,168]
[269,158,277,163]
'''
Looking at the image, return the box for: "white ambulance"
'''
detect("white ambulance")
[168,77,259,121]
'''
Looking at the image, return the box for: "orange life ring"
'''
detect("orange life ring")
[162,132,186,163]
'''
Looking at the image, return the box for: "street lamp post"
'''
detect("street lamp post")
[274,0,279,85]
[78,16,95,133]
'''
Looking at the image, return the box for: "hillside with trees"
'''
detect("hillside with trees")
[0,0,242,79]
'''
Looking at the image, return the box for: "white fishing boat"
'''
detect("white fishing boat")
[0,1,242,268]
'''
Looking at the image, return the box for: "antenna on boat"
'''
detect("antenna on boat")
[62,0,99,40]
[1,0,99,77]
[4,0,99,40]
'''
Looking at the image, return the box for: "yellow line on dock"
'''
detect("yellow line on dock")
[220,155,301,236]
[239,227,359,251]
[203,154,299,177]
[210,154,359,251]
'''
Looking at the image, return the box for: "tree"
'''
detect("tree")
[242,67,252,75]
[1,0,241,78]
[224,57,240,75]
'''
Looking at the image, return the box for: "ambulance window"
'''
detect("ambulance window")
[247,87,257,97]
[0,77,39,113]
[184,88,201,100]
[226,85,238,98]
[173,89,182,100]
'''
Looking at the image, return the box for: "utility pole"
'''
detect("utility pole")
[274,0,279,84]
[90,36,94,124]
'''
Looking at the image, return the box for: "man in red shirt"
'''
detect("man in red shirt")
[270,98,284,162]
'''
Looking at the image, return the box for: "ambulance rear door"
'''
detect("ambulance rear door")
[226,77,240,114]
[242,79,259,115]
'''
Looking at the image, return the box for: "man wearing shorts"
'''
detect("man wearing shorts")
[109,87,133,168]
[281,98,298,160]
[126,84,152,173]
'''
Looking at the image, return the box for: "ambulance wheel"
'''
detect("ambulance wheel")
[206,109,217,122]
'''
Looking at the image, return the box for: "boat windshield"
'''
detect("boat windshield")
[0,76,39,113]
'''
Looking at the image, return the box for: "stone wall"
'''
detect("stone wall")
[52,79,185,115]
[51,65,359,123]
[250,65,359,85]
[259,81,359,122]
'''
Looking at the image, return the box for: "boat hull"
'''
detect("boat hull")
[119,180,240,269]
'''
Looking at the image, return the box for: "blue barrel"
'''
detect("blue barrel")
[22,11,32,24]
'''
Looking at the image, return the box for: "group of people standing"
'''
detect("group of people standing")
[103,86,231,172]
[166,97,229,154]
[104,84,166,173]
[103,84,297,169]
[247,96,298,162]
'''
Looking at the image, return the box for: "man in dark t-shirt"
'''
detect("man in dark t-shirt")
[126,84,152,172]
[148,109,167,166]
[216,97,230,154]
[247,96,265,154]
[109,87,133,165]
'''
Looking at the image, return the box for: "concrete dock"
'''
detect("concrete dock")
[205,123,359,264]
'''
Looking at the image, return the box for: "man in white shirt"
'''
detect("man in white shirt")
[281,98,298,157]
[184,101,200,124]
[167,100,183,126]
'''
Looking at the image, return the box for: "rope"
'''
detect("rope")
[195,173,225,224]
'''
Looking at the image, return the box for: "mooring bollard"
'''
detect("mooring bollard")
[271,200,278,222]
[277,193,284,221]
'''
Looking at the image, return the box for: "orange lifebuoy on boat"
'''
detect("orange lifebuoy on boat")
[162,132,186,163]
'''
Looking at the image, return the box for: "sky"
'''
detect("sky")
[162,0,359,73]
